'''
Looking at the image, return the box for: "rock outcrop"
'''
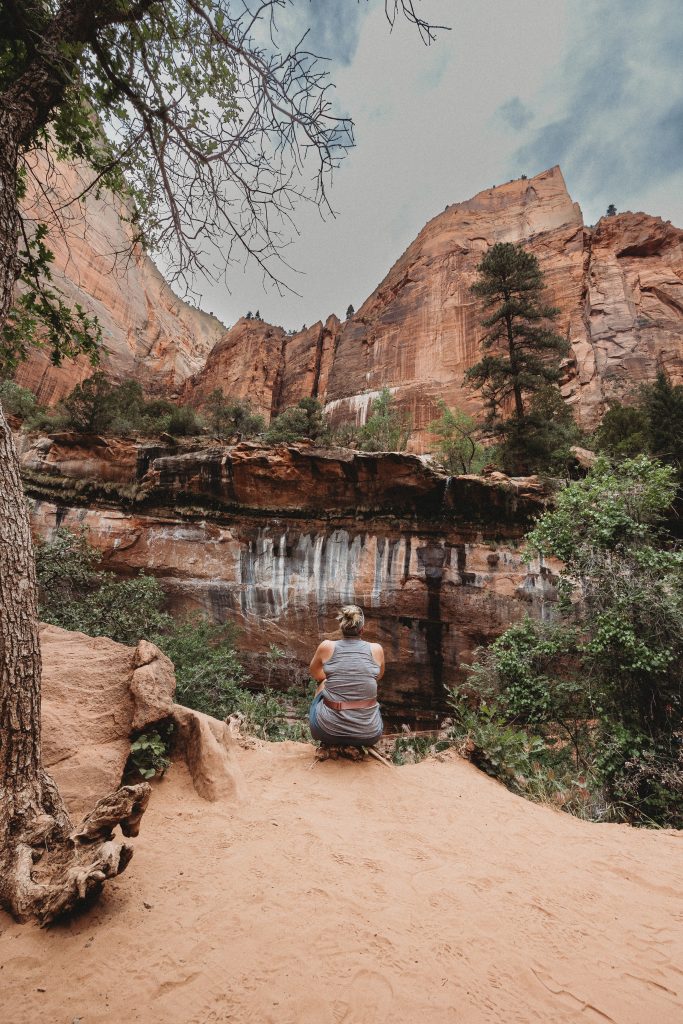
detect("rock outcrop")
[182,314,341,421]
[41,623,240,815]
[14,154,226,405]
[16,162,683,441]
[26,438,556,716]
[181,167,683,444]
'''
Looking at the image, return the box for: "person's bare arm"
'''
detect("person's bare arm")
[369,642,385,680]
[309,639,335,691]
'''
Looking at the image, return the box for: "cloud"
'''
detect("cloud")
[497,97,533,132]
[274,0,368,66]
[512,0,683,222]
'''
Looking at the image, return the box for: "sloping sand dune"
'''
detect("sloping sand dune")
[1,742,681,1024]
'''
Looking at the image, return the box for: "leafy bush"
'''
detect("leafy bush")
[428,400,487,474]
[593,402,649,459]
[45,373,206,437]
[129,728,173,779]
[356,388,411,452]
[265,397,326,444]
[36,527,172,644]
[460,455,682,826]
[164,404,204,436]
[153,617,250,719]
[592,370,683,478]
[492,386,583,476]
[204,389,264,439]
[0,379,40,420]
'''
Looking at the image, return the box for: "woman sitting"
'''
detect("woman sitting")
[308,604,384,748]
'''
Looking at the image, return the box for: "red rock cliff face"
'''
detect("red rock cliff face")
[183,166,683,444]
[14,155,226,405]
[183,314,341,421]
[22,436,554,715]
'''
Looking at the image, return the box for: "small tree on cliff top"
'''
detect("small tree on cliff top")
[0,2,446,922]
[465,242,569,473]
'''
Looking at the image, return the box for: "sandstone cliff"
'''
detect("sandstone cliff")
[22,434,554,715]
[14,155,226,405]
[183,167,683,444]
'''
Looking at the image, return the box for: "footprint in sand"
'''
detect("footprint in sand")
[333,969,394,1024]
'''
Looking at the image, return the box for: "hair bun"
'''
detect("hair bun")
[337,604,365,636]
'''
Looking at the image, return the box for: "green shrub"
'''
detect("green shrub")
[428,400,487,474]
[460,455,682,826]
[265,397,326,444]
[153,617,249,719]
[129,727,174,779]
[36,527,172,644]
[164,404,204,436]
[204,389,264,439]
[0,379,40,420]
[356,388,411,452]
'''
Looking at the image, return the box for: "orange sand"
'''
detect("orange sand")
[1,742,681,1024]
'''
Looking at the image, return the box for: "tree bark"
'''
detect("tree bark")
[0,20,150,924]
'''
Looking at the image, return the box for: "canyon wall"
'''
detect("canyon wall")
[16,162,683,445]
[182,166,683,443]
[22,435,555,716]
[14,155,226,405]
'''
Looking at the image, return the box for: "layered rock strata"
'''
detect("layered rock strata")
[25,436,555,716]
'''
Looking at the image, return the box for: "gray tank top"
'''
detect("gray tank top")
[316,638,383,739]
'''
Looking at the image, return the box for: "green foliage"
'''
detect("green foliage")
[164,405,204,437]
[642,369,683,472]
[606,204,617,217]
[592,371,683,477]
[465,242,570,473]
[154,617,249,720]
[36,527,172,645]
[356,388,412,452]
[593,402,649,459]
[0,379,40,420]
[498,385,583,476]
[60,372,115,434]
[462,455,682,826]
[204,389,264,439]
[428,400,486,474]
[129,728,173,780]
[1,224,102,379]
[265,398,326,444]
[390,732,438,766]
[29,374,206,437]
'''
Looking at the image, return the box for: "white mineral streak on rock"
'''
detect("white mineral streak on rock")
[323,387,399,427]
[238,528,368,619]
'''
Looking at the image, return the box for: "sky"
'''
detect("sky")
[190,0,683,331]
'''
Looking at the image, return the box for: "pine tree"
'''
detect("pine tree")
[606,204,617,217]
[643,369,683,471]
[465,242,569,473]
[346,304,355,319]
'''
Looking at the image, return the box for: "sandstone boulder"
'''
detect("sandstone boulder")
[40,624,240,816]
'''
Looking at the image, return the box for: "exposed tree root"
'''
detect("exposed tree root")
[2,783,150,926]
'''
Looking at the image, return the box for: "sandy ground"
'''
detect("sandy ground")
[1,742,682,1024]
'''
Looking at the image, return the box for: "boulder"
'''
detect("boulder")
[40,624,240,817]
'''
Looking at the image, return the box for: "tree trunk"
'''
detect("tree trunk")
[0,104,149,927]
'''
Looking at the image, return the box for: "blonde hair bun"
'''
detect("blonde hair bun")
[337,604,365,636]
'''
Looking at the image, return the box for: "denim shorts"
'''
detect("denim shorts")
[309,692,383,748]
